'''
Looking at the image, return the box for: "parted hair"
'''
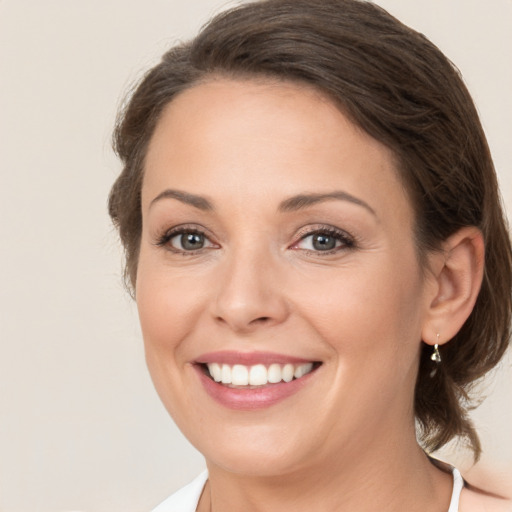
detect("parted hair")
[109,0,512,459]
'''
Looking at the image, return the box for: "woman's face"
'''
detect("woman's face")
[137,79,436,476]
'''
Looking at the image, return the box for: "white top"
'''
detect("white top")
[152,467,464,512]
[152,471,208,512]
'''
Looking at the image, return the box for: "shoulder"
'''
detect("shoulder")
[151,471,208,512]
[460,486,512,512]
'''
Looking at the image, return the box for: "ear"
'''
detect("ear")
[421,226,485,346]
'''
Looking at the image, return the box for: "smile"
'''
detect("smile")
[194,352,322,410]
[205,362,315,387]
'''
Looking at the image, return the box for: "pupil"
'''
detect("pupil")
[182,233,204,250]
[313,234,336,251]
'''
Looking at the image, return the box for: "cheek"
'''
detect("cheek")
[135,261,212,421]
[290,257,425,358]
[136,258,207,363]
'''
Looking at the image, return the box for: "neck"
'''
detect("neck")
[200,428,453,512]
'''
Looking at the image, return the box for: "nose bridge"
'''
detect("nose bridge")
[212,239,288,332]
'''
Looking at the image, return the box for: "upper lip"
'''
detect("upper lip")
[195,351,317,366]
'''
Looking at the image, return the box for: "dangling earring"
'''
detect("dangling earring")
[429,334,441,377]
[431,336,441,363]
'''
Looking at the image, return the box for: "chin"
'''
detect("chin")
[205,446,310,478]
[193,419,327,478]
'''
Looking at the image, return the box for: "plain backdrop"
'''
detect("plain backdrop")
[0,1,511,511]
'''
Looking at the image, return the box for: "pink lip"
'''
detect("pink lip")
[193,360,319,411]
[195,350,314,366]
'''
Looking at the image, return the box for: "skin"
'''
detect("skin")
[136,78,494,511]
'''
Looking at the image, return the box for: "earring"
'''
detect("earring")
[430,335,441,363]
[429,334,441,377]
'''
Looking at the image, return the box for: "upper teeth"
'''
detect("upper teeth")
[206,362,314,386]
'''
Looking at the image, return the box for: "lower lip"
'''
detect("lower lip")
[194,365,317,410]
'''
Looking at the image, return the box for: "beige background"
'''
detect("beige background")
[0,1,510,511]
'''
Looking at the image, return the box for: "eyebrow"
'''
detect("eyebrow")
[278,191,376,216]
[149,189,213,211]
[149,188,376,216]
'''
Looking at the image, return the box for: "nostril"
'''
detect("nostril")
[214,315,272,330]
[252,316,271,324]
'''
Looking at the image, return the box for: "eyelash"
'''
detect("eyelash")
[292,226,355,255]
[155,225,355,255]
[155,225,216,255]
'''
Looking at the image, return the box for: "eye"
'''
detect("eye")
[171,232,208,251]
[304,233,338,251]
[156,227,217,253]
[293,227,354,253]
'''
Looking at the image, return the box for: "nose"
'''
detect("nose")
[211,246,290,334]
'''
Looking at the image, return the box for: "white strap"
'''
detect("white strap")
[447,467,464,512]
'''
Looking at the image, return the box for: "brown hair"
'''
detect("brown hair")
[109,0,512,459]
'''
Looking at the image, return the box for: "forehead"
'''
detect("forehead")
[142,78,410,220]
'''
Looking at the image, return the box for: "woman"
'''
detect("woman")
[108,0,512,510]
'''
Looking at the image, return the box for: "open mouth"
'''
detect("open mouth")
[198,361,322,388]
